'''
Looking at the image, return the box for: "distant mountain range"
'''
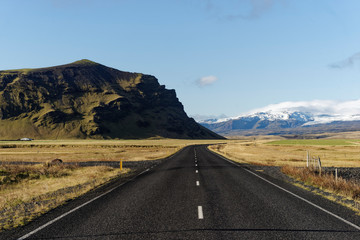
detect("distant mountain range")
[199,107,360,136]
[0,59,223,139]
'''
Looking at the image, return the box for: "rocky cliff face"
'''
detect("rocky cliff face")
[0,60,223,139]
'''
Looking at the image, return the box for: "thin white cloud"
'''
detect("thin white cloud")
[230,0,278,20]
[196,75,218,87]
[204,0,286,20]
[246,99,360,116]
[51,0,93,8]
[329,52,360,69]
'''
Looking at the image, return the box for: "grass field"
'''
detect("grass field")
[210,138,360,167]
[0,139,228,163]
[267,139,356,146]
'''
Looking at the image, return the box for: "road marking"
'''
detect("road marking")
[196,181,200,186]
[198,206,204,219]
[212,150,360,231]
[195,164,197,167]
[17,168,151,240]
[196,170,198,173]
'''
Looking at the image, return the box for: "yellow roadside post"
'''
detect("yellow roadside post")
[120,160,123,170]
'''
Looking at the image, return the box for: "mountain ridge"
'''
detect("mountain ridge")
[0,59,223,139]
[199,109,360,136]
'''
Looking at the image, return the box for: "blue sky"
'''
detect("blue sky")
[1,0,360,118]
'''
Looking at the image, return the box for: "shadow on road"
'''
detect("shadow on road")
[28,228,359,239]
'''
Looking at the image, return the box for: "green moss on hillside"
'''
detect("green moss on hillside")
[0,60,224,140]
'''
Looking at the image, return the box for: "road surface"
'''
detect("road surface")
[6,145,360,239]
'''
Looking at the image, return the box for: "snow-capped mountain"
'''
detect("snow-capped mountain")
[200,110,315,133]
[198,100,360,135]
[206,111,314,123]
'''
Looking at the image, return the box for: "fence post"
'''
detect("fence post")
[318,157,322,175]
[120,160,123,170]
[306,151,309,168]
[335,168,338,183]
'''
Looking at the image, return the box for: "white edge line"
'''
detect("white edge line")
[208,149,360,231]
[18,168,151,240]
[198,206,204,219]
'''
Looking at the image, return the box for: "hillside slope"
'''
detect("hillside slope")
[0,59,223,139]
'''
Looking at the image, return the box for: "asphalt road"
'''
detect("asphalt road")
[6,145,360,239]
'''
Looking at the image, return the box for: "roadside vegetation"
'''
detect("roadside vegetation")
[0,163,127,230]
[281,165,360,211]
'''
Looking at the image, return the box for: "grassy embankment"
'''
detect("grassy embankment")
[0,139,227,231]
[210,136,360,211]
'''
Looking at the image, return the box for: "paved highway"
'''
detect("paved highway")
[7,145,360,239]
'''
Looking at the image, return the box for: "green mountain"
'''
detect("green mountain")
[0,59,223,139]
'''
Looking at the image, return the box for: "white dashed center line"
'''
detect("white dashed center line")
[196,181,200,186]
[196,170,198,173]
[198,206,204,219]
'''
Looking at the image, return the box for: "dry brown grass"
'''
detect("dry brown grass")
[281,165,360,202]
[209,138,360,167]
[0,164,128,230]
[0,139,228,163]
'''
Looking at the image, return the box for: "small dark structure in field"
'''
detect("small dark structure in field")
[45,158,63,167]
[51,159,63,164]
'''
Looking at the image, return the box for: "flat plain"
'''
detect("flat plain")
[0,139,228,163]
[210,136,360,167]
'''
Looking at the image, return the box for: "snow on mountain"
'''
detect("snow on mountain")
[201,99,360,126]
[241,111,313,122]
[191,114,227,123]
